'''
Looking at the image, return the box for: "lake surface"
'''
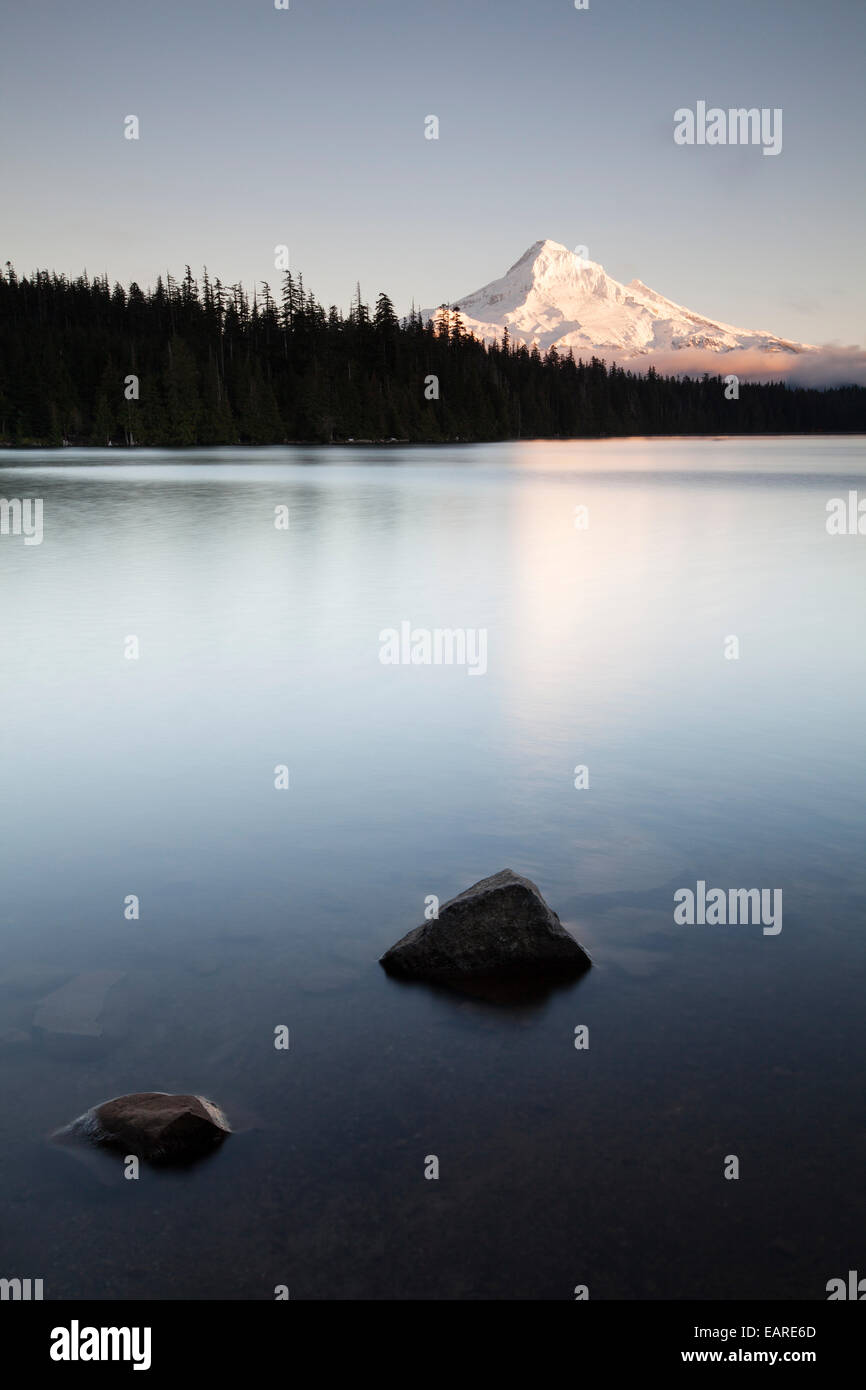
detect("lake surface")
[1,437,864,1300]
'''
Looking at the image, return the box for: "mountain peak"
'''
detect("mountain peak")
[513,239,605,275]
[526,238,571,257]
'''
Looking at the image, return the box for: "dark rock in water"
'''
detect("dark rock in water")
[54,1092,231,1165]
[380,869,591,981]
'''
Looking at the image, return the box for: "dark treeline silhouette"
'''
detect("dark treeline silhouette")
[1,262,863,445]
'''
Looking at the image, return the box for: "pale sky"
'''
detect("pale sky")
[1,0,863,346]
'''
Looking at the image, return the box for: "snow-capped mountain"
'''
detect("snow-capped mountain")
[437,240,813,362]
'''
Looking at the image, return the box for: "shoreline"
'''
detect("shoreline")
[3,430,866,453]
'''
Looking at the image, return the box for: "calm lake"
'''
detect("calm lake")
[1,437,864,1300]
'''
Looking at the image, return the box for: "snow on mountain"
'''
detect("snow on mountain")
[433,240,814,363]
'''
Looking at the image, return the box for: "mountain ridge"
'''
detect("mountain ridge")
[432,239,815,363]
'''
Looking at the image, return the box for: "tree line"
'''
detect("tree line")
[0,261,862,445]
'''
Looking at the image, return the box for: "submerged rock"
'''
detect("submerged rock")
[32,970,126,1056]
[54,1092,231,1165]
[380,869,591,981]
